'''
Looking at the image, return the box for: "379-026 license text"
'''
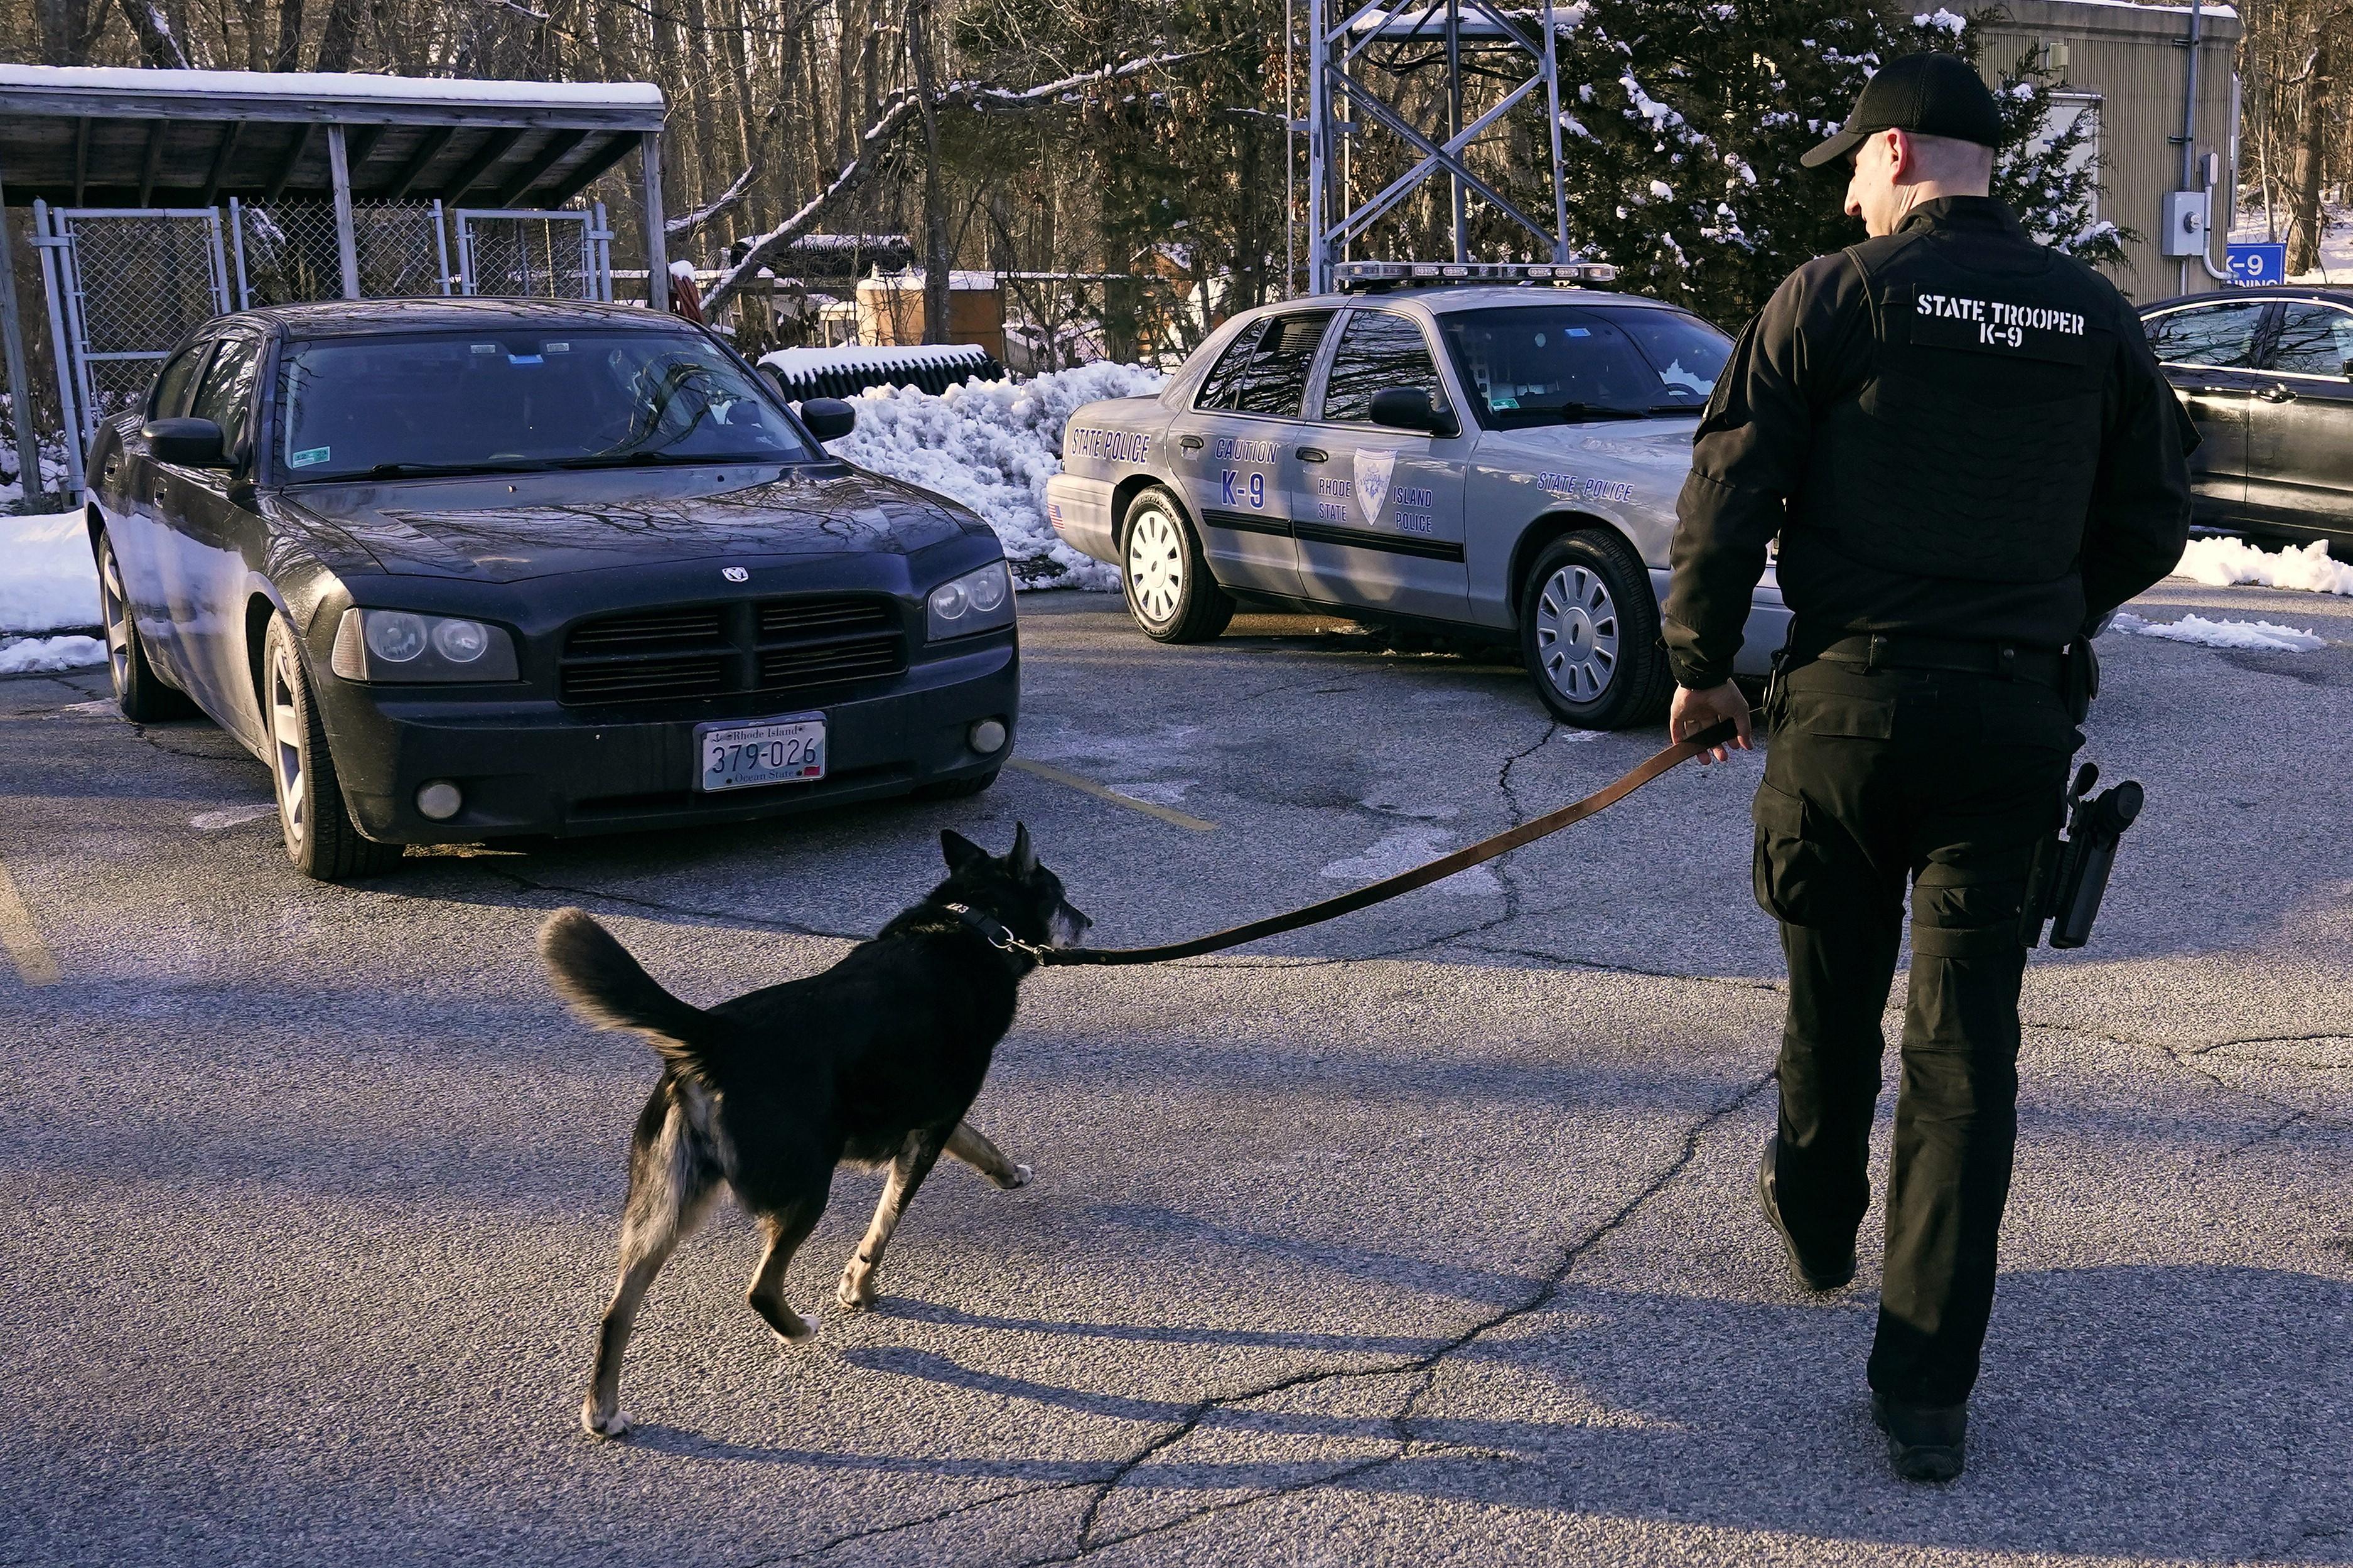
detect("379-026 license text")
[696,715,827,792]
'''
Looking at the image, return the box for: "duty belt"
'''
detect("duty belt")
[1810,632,2068,688]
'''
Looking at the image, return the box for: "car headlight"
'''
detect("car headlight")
[331,608,519,682]
[925,561,1015,642]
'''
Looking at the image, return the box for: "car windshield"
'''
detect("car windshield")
[1437,304,1731,428]
[274,329,816,481]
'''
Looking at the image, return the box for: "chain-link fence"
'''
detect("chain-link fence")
[45,209,230,430]
[233,200,450,306]
[457,210,596,300]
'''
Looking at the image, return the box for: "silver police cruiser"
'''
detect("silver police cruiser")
[1045,260,1789,728]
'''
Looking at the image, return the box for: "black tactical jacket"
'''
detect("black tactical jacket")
[1662,196,2196,690]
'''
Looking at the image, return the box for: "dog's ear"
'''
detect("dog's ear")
[1008,822,1037,878]
[941,829,988,872]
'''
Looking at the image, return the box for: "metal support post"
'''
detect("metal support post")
[1306,0,1330,292]
[639,131,671,313]
[327,125,363,299]
[431,200,451,295]
[30,201,85,497]
[0,173,46,502]
[1447,0,1465,262]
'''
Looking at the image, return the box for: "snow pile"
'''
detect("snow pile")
[0,512,99,635]
[827,362,1164,589]
[2173,536,2353,596]
[2108,612,2328,653]
[0,633,105,675]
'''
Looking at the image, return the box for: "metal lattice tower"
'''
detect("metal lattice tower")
[1303,0,1573,294]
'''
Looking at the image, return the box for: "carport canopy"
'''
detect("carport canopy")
[0,65,665,212]
[0,64,676,500]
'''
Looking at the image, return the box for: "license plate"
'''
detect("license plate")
[695,714,827,792]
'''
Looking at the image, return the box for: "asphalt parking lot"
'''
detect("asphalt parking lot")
[3,579,2349,1567]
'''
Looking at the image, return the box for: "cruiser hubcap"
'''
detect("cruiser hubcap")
[1127,508,1184,625]
[1535,563,1620,703]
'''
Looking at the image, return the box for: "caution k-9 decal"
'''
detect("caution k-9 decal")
[1907,289,2091,366]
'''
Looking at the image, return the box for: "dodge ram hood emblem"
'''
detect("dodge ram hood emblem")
[1354,448,1396,524]
[721,566,750,583]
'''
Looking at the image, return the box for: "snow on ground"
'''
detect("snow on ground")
[0,512,99,635]
[2172,536,2353,596]
[826,362,1163,589]
[2108,611,2329,652]
[2231,200,2352,282]
[0,633,105,674]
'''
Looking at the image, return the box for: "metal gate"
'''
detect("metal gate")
[31,204,230,481]
[230,199,452,308]
[455,204,612,302]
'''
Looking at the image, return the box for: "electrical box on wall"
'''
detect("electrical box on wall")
[2161,190,2211,258]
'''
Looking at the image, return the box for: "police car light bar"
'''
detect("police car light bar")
[1332,260,1619,291]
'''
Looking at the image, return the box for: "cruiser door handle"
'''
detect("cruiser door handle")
[2256,384,2296,403]
[1178,434,1204,451]
[1295,446,1328,463]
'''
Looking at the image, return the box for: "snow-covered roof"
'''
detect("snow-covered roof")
[0,65,661,208]
[0,65,665,126]
[856,271,1001,292]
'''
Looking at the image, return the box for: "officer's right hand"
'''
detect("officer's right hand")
[1669,681,1753,764]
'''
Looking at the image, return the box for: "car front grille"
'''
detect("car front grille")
[560,595,907,706]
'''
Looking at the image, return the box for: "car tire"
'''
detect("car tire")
[262,615,402,881]
[1121,487,1234,643]
[97,532,199,723]
[1518,532,1674,729]
[915,768,1000,800]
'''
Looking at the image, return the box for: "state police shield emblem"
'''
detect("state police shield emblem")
[1354,448,1397,524]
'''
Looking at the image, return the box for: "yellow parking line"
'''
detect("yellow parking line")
[0,856,60,987]
[1005,758,1218,832]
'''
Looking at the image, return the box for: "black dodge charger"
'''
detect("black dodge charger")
[87,298,1018,880]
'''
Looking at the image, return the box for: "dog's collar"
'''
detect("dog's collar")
[942,902,1050,962]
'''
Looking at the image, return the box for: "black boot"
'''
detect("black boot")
[1757,1137,1855,1292]
[1871,1392,1967,1482]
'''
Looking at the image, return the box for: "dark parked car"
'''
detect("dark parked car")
[87,298,1018,880]
[2140,288,2353,548]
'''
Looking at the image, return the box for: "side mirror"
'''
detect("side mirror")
[142,416,229,468]
[800,397,856,443]
[1367,386,1455,437]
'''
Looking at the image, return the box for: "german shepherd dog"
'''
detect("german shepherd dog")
[539,824,1090,1439]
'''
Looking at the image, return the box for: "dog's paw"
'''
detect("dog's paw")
[993,1162,1033,1190]
[581,1404,632,1441]
[837,1266,878,1312]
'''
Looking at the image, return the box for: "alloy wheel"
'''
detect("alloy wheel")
[1126,508,1184,624]
[269,640,309,854]
[100,547,132,697]
[1534,562,1620,703]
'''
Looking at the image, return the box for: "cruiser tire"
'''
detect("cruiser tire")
[1518,532,1673,729]
[264,615,402,881]
[1121,486,1234,644]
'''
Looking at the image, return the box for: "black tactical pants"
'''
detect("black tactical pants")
[1753,657,2078,1407]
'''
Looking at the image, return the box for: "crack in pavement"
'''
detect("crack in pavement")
[745,1477,1102,1567]
[466,864,868,943]
[1004,1071,1779,1566]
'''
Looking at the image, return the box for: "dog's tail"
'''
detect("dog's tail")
[539,908,716,1079]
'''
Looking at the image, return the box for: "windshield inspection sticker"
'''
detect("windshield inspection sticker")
[1909,290,2089,365]
[289,446,331,468]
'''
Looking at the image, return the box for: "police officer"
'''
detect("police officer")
[1660,53,2194,1483]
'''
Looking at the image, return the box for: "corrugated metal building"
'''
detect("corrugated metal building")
[1975,0,2241,302]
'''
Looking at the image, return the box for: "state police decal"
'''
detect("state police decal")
[1908,290,2090,365]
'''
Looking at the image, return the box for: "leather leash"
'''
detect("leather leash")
[1024,714,1745,968]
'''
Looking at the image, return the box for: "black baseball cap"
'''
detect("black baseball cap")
[1799,53,2004,168]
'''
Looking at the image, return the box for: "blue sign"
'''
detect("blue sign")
[2227,243,2288,286]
